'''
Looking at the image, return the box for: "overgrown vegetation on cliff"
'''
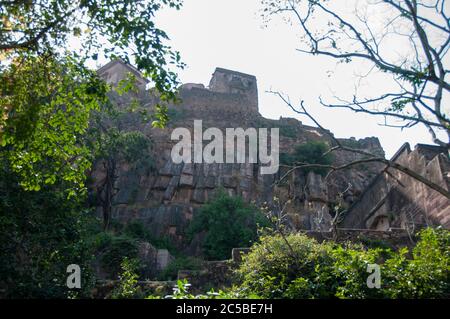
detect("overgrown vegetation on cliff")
[280,141,334,176]
[188,190,270,260]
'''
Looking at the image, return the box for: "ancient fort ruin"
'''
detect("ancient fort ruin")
[94,60,450,259]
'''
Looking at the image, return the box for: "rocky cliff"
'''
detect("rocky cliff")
[92,60,385,255]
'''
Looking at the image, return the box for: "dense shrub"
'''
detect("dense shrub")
[188,190,270,260]
[236,228,450,299]
[146,279,259,299]
[110,258,142,299]
[236,233,337,298]
[124,220,177,253]
[98,234,139,277]
[0,159,96,298]
[158,256,203,281]
[280,141,333,176]
[381,228,450,298]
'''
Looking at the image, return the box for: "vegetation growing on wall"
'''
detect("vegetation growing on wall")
[188,190,270,260]
[280,141,334,176]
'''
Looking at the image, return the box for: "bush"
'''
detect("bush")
[382,227,450,298]
[280,141,333,176]
[188,190,270,260]
[158,257,203,281]
[110,257,142,299]
[236,233,337,298]
[0,158,97,298]
[146,279,259,299]
[99,234,139,277]
[236,228,450,299]
[279,125,297,138]
[123,220,177,253]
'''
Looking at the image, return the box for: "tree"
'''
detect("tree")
[1,0,183,99]
[188,190,270,260]
[1,54,108,194]
[0,155,96,298]
[87,76,155,229]
[262,0,450,200]
[262,0,449,149]
[1,0,184,193]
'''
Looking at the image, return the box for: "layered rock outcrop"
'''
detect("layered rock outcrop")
[93,60,385,255]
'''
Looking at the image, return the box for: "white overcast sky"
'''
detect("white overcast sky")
[150,0,446,158]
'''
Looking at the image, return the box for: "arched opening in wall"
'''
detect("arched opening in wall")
[371,215,390,231]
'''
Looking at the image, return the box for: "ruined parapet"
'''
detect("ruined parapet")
[343,143,450,230]
[208,67,258,113]
[97,59,148,90]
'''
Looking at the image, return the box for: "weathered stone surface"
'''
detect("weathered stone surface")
[156,249,174,271]
[138,241,158,277]
[306,172,327,202]
[344,144,450,230]
[181,163,194,175]
[153,176,171,190]
[95,61,446,257]
[163,176,180,200]
[192,188,206,204]
[179,174,195,187]
[159,161,183,176]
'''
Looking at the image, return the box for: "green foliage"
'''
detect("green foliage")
[1,0,184,193]
[279,125,297,138]
[98,234,139,277]
[388,98,414,113]
[0,54,107,194]
[146,279,257,299]
[382,227,450,298]
[0,157,96,298]
[254,118,297,138]
[91,127,151,167]
[330,244,385,299]
[87,91,154,229]
[110,258,142,299]
[0,0,185,298]
[236,233,336,298]
[188,190,270,260]
[158,257,203,281]
[280,141,333,176]
[340,139,361,149]
[1,0,183,102]
[166,108,187,124]
[236,228,450,299]
[123,220,177,253]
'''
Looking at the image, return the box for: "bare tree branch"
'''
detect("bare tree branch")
[269,91,450,199]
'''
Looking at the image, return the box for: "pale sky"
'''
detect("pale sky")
[148,0,447,158]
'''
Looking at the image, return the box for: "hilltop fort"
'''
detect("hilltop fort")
[91,60,449,283]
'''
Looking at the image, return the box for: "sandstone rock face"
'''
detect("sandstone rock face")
[93,61,385,255]
[156,249,175,271]
[343,143,450,230]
